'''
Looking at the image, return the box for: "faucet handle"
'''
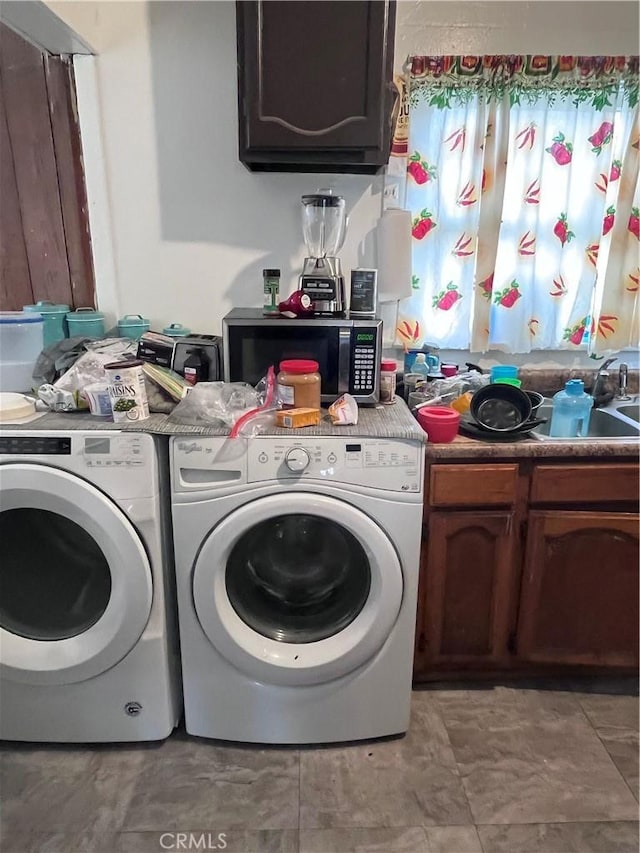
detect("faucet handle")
[617,363,630,399]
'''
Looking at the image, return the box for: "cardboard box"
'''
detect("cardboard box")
[275,408,321,428]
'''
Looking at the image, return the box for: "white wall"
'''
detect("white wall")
[44,0,639,365]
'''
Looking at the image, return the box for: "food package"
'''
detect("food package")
[328,393,358,425]
[275,407,321,428]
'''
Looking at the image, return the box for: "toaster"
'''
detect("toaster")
[171,334,223,382]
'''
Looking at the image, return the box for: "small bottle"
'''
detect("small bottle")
[263,268,281,315]
[411,353,431,377]
[183,349,206,386]
[380,359,397,404]
[549,379,594,437]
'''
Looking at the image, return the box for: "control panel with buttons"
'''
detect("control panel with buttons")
[349,327,378,396]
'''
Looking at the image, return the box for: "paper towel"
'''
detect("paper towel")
[377,209,413,303]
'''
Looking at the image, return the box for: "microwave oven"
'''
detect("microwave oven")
[223,308,383,404]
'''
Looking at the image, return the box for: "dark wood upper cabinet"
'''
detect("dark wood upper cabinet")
[236,1,397,173]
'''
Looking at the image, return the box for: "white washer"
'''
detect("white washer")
[170,434,424,744]
[0,430,181,742]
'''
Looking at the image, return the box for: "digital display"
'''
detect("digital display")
[85,437,111,454]
[346,444,362,452]
[0,437,71,455]
[356,333,374,342]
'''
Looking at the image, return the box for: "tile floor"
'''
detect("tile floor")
[1,678,638,853]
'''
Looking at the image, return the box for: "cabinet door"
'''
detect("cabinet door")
[237,1,395,154]
[416,512,518,674]
[517,511,639,667]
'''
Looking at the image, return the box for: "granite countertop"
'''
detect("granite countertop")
[423,433,640,460]
[2,399,427,444]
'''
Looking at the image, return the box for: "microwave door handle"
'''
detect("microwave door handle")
[338,327,351,394]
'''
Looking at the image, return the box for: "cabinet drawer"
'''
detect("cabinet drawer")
[531,464,639,504]
[429,464,518,507]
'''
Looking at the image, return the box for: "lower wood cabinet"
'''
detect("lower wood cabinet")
[415,458,639,681]
[516,511,639,668]
[415,511,518,673]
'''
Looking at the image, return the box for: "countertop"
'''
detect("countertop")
[3,400,638,460]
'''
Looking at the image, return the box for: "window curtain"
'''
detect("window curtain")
[397,56,639,355]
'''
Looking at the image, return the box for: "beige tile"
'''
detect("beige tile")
[597,725,640,800]
[122,739,299,831]
[433,685,638,824]
[300,826,429,852]
[575,690,639,731]
[300,693,472,828]
[478,820,640,853]
[425,825,483,853]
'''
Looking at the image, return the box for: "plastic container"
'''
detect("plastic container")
[494,377,522,388]
[105,359,150,422]
[263,268,281,315]
[117,314,150,340]
[416,406,460,443]
[162,323,191,337]
[0,312,45,392]
[23,300,69,347]
[82,383,113,417]
[490,365,518,383]
[441,363,458,378]
[410,352,433,377]
[277,359,321,410]
[549,379,594,437]
[380,358,397,404]
[66,308,105,338]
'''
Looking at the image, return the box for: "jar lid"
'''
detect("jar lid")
[279,359,319,374]
[0,311,44,324]
[23,300,69,315]
[118,314,150,327]
[381,359,397,371]
[66,308,104,320]
[263,269,281,277]
[162,323,191,337]
[104,359,144,369]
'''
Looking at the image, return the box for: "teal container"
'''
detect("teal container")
[117,314,150,340]
[23,300,69,347]
[162,323,191,337]
[66,308,106,338]
[490,365,518,383]
[549,379,594,438]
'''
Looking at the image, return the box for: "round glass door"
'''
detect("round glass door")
[0,464,153,686]
[0,509,112,641]
[226,514,371,643]
[192,493,403,687]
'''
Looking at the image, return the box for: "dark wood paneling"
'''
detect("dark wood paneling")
[531,463,639,504]
[420,512,517,668]
[429,463,519,507]
[0,22,72,306]
[517,511,639,667]
[0,72,32,309]
[44,56,95,309]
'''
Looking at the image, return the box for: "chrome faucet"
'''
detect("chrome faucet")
[617,363,631,400]
[590,356,618,405]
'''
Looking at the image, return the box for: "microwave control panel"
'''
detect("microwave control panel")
[349,327,378,395]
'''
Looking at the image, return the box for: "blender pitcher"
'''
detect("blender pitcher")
[299,190,347,316]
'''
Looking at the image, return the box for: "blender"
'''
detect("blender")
[299,191,347,316]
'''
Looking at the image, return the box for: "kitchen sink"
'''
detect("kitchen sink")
[616,403,640,422]
[532,404,640,441]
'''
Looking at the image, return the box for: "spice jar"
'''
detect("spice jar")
[277,359,321,410]
[380,358,397,404]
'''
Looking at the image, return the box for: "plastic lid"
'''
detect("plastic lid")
[0,311,44,324]
[118,314,150,326]
[414,353,427,363]
[381,359,397,371]
[23,300,69,314]
[279,359,319,374]
[66,308,104,319]
[565,378,585,395]
[162,323,191,337]
[263,269,281,277]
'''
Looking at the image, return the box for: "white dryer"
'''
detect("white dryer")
[170,434,424,744]
[0,430,181,742]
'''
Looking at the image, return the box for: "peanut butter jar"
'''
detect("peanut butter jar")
[277,359,321,410]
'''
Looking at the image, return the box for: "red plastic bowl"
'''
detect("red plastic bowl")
[416,406,460,443]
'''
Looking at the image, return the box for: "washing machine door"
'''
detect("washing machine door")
[192,492,403,686]
[0,464,153,685]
